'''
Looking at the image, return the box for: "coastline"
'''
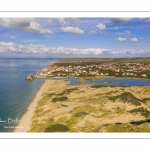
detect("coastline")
[13,77,150,132]
[35,74,150,81]
[28,81,150,132]
[13,79,50,132]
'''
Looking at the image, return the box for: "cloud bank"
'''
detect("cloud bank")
[0,18,53,34]
[0,42,105,55]
[1,42,150,57]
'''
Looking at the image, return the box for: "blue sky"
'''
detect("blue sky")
[0,17,150,58]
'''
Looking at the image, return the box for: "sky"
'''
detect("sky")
[0,17,150,58]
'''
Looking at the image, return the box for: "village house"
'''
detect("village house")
[37,60,150,78]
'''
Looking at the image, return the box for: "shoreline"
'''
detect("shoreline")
[13,78,150,132]
[13,79,50,132]
[35,75,150,81]
[28,80,150,132]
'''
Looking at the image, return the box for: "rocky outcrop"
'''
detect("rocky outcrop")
[25,75,34,80]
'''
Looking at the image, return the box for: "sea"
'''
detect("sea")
[0,58,59,132]
[1,58,150,132]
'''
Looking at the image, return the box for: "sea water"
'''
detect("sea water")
[0,58,59,132]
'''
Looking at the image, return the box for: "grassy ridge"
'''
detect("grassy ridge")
[60,57,150,63]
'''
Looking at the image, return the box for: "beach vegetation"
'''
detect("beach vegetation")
[72,121,98,132]
[105,122,150,132]
[129,107,150,118]
[45,124,69,132]
[30,122,50,132]
[30,117,55,132]
[114,107,126,114]
[34,93,55,118]
[77,77,84,84]
[37,94,51,106]
[142,98,150,105]
[29,79,150,133]
[46,75,54,78]
[56,116,68,123]
[108,92,141,106]
[52,96,68,102]
[100,81,113,84]
[65,87,78,92]
[100,110,114,118]
[65,116,81,128]
[38,92,55,107]
[61,104,68,107]
[34,108,43,117]
[57,87,78,96]
[91,85,104,88]
[70,105,95,114]
[77,76,111,84]
[74,111,88,117]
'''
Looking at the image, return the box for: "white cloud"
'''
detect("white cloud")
[110,18,133,23]
[130,38,138,42]
[61,26,84,34]
[48,18,80,26]
[117,30,131,35]
[106,49,150,57]
[9,36,16,39]
[49,18,66,25]
[0,42,107,55]
[56,18,66,25]
[114,27,119,30]
[117,37,127,42]
[96,23,106,30]
[89,30,97,34]
[125,30,131,35]
[1,42,150,57]
[0,18,53,34]
[89,23,106,34]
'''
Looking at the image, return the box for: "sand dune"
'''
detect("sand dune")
[14,79,150,132]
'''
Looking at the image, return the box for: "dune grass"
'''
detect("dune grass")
[109,92,141,106]
[52,96,68,102]
[29,80,150,132]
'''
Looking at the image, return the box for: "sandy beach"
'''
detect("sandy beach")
[14,79,150,132]
[13,80,51,132]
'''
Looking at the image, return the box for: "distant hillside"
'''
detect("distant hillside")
[61,57,150,63]
[57,57,150,65]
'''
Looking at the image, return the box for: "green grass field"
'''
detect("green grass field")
[60,57,150,63]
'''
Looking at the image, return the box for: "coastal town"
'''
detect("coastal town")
[35,58,150,79]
